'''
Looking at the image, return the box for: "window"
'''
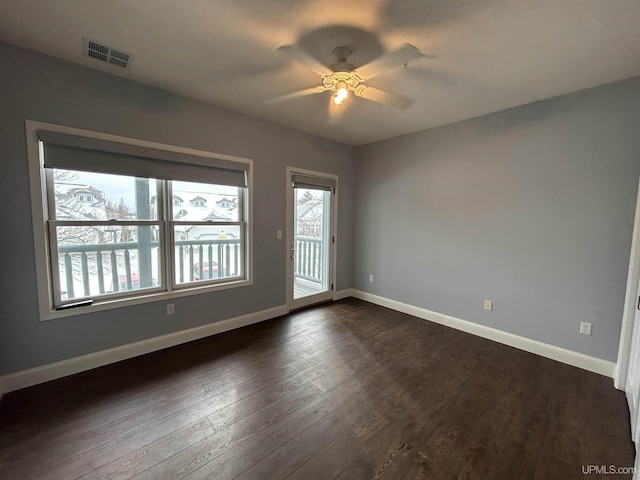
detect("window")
[50,169,163,302]
[75,192,95,203]
[190,196,207,208]
[27,121,252,318]
[170,180,242,286]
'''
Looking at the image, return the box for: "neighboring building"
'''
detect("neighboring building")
[216,198,236,209]
[190,195,207,208]
[54,183,107,222]
[186,211,237,241]
[172,195,183,207]
[151,190,238,240]
[296,190,324,238]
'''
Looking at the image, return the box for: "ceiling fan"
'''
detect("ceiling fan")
[267,43,425,110]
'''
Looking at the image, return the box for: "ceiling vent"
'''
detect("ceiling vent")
[83,37,132,69]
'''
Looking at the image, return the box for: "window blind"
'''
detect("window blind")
[291,174,336,191]
[39,131,248,187]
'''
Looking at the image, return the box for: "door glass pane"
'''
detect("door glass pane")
[293,188,330,300]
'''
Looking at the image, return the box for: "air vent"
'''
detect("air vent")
[83,37,132,69]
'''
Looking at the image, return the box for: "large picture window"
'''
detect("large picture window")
[28,122,252,317]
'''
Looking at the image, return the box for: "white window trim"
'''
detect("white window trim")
[26,120,254,321]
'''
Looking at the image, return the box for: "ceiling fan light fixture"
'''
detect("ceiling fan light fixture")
[270,43,417,111]
[333,80,349,105]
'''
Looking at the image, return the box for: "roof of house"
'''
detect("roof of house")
[172,191,238,224]
[54,183,107,221]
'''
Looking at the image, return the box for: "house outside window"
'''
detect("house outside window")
[217,198,236,209]
[26,121,252,319]
[190,196,207,208]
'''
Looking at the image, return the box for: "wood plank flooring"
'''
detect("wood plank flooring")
[0,298,634,479]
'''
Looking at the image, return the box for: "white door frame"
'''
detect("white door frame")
[615,176,640,391]
[285,166,338,311]
[614,176,640,479]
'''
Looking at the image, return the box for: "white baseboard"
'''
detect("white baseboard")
[0,305,289,395]
[1,292,616,395]
[351,290,615,378]
[333,288,354,301]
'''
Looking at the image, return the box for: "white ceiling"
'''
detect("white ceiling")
[1,0,639,146]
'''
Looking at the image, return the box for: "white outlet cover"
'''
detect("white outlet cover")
[580,322,592,335]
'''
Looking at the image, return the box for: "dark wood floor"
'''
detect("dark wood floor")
[0,298,634,479]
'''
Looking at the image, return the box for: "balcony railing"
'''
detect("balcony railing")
[58,236,323,301]
[58,238,241,300]
[175,238,240,283]
[58,241,153,298]
[293,236,324,284]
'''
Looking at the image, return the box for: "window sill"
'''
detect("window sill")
[41,278,253,321]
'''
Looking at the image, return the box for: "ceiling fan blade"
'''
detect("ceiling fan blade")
[357,44,426,80]
[265,86,326,104]
[278,45,333,76]
[354,85,413,109]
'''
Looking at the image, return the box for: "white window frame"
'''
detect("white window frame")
[26,120,253,321]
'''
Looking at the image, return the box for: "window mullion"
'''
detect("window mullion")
[47,221,64,307]
[163,179,174,292]
[236,186,243,222]
[44,161,55,221]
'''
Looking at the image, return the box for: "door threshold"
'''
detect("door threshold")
[289,298,333,312]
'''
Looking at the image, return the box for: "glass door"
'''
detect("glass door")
[287,169,336,310]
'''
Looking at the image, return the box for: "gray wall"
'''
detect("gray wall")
[2,38,639,376]
[354,76,640,362]
[0,42,355,375]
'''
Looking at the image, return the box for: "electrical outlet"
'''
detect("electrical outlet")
[579,322,592,335]
[276,229,282,239]
[484,300,493,311]
[369,274,374,283]
[167,303,175,315]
